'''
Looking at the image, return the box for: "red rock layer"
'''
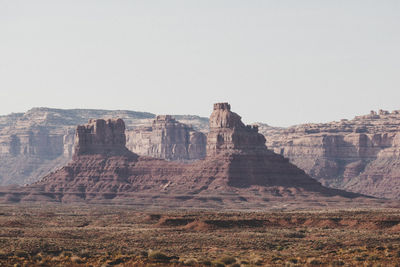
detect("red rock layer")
[0,103,361,205]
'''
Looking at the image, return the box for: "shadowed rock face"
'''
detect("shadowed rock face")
[0,103,361,205]
[74,118,132,158]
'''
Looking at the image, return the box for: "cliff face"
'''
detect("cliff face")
[207,103,266,156]
[126,115,206,161]
[263,109,400,199]
[0,108,207,186]
[0,103,359,206]
[74,119,130,157]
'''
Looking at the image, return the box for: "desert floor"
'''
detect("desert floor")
[1,204,400,266]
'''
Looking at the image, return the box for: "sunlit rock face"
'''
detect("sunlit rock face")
[126,115,206,161]
[263,109,400,199]
[207,103,267,156]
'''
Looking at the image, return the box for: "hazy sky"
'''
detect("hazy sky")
[1,1,399,126]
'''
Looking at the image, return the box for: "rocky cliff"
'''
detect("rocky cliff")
[263,109,400,199]
[0,103,361,206]
[3,106,399,200]
[126,115,206,161]
[0,108,207,186]
[207,103,266,155]
[74,118,133,157]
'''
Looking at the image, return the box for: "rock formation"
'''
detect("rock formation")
[126,115,206,161]
[262,110,400,199]
[74,119,131,157]
[2,106,400,200]
[0,103,361,206]
[187,103,338,191]
[207,103,266,155]
[0,108,207,185]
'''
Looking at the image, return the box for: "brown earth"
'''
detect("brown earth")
[1,204,400,266]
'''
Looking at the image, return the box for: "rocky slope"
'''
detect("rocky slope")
[0,108,207,186]
[263,109,400,199]
[0,103,361,206]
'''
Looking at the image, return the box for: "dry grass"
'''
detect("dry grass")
[0,204,399,266]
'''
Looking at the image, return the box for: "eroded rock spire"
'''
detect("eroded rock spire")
[207,102,267,156]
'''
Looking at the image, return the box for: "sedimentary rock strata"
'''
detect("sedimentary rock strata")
[126,115,206,161]
[0,108,207,185]
[0,103,361,205]
[263,109,400,199]
[74,118,131,157]
[207,103,266,155]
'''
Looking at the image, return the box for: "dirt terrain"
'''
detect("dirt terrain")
[1,204,400,266]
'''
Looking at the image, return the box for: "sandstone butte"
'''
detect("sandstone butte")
[0,103,364,207]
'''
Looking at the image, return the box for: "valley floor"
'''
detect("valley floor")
[1,204,400,266]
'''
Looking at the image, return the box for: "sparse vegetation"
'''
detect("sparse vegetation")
[0,204,399,266]
[148,251,170,262]
[211,261,225,267]
[218,255,236,265]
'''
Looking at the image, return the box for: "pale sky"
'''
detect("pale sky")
[1,1,399,126]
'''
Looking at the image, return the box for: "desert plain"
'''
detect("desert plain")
[1,202,400,267]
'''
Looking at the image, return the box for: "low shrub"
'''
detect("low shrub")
[368,255,380,261]
[330,260,345,266]
[199,259,212,266]
[219,255,236,265]
[139,250,148,257]
[14,250,29,258]
[148,251,170,262]
[60,251,73,258]
[307,257,322,265]
[271,256,282,262]
[211,261,225,267]
[354,256,365,261]
[70,256,83,263]
[285,232,306,238]
[183,258,198,266]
